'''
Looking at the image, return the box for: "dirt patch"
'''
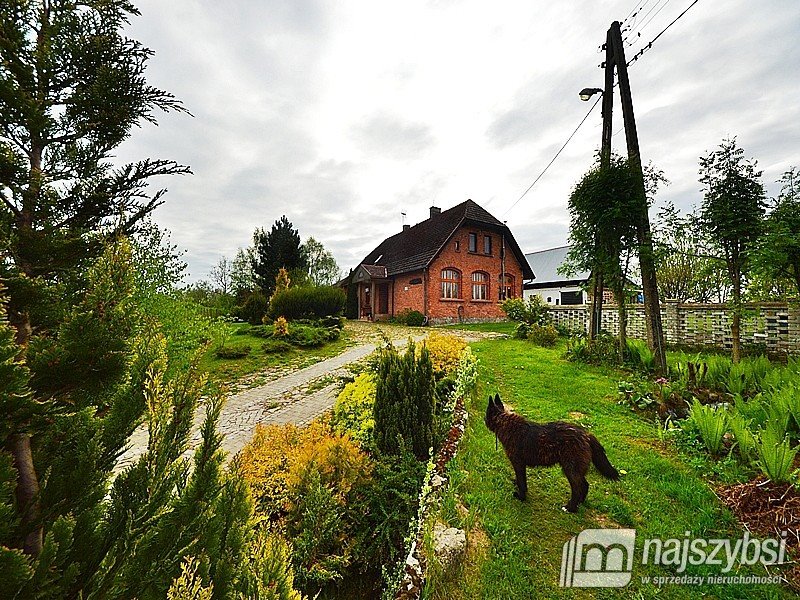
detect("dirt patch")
[717,478,800,589]
[568,411,587,420]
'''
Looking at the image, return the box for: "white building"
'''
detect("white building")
[523,245,589,305]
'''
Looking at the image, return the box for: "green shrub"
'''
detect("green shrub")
[215,345,251,359]
[331,373,376,448]
[688,399,728,456]
[529,323,558,347]
[617,378,657,411]
[625,339,655,373]
[500,295,549,325]
[237,290,270,325]
[267,286,346,321]
[395,309,425,326]
[247,325,275,339]
[565,334,618,365]
[286,324,326,348]
[374,341,435,461]
[262,339,293,354]
[513,322,529,339]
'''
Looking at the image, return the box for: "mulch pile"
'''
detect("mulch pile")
[717,478,800,588]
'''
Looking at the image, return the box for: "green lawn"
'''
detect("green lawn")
[197,322,355,386]
[437,321,517,336]
[424,338,792,599]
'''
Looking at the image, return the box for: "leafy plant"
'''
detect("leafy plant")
[513,322,530,339]
[728,412,756,463]
[625,339,656,373]
[529,323,559,347]
[756,427,798,484]
[688,399,728,456]
[617,379,658,411]
[395,309,426,326]
[500,295,549,326]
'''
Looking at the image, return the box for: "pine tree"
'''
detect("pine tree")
[252,216,307,294]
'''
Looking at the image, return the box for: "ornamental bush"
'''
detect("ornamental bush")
[374,341,435,461]
[422,332,467,375]
[331,373,377,448]
[528,323,559,347]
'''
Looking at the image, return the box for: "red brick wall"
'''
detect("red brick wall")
[393,271,426,315]
[422,226,525,323]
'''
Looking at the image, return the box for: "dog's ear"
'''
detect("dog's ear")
[494,393,503,409]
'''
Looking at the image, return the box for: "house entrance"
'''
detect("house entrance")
[378,283,389,314]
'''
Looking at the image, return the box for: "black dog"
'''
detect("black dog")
[484,394,619,512]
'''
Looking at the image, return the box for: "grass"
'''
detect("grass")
[437,321,517,336]
[198,321,353,385]
[423,337,793,599]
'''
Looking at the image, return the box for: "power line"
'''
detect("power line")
[501,0,700,218]
[628,0,701,65]
[501,94,602,218]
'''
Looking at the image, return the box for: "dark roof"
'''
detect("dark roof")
[524,245,590,285]
[354,199,534,280]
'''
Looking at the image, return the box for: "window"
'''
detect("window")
[499,274,515,300]
[471,271,488,300]
[441,268,461,299]
[468,233,477,253]
[484,235,492,255]
[561,290,583,305]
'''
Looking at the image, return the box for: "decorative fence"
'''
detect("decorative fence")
[549,301,800,355]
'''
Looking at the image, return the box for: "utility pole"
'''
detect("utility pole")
[596,20,667,374]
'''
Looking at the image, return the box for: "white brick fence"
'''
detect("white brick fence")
[549,300,800,355]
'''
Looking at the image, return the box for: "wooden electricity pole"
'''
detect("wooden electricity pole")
[598,20,667,374]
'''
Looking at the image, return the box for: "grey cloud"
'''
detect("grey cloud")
[353,113,436,160]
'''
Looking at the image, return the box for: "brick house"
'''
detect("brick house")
[343,199,534,324]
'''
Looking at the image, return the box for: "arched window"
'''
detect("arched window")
[441,268,461,299]
[472,271,489,300]
[499,274,515,300]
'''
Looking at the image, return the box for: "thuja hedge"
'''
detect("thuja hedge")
[267,286,345,321]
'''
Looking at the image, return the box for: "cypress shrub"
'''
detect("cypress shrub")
[345,281,359,320]
[267,286,346,321]
[373,341,435,461]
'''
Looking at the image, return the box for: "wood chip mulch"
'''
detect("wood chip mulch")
[717,478,800,588]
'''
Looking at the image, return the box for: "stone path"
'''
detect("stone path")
[113,325,504,473]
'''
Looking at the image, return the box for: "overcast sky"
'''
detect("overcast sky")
[117,0,800,284]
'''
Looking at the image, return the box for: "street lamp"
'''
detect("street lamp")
[579,87,603,101]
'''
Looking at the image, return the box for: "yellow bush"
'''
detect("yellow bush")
[274,316,289,337]
[237,420,372,517]
[422,331,467,375]
[331,373,376,448]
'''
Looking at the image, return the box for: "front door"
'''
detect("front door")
[378,283,389,315]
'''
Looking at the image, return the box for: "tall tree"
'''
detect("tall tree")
[230,247,256,296]
[251,216,306,294]
[697,138,767,362]
[653,204,730,303]
[301,236,341,286]
[564,155,661,362]
[209,256,232,295]
[0,0,189,557]
[752,167,800,299]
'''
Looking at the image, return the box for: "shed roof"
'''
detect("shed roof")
[524,245,589,285]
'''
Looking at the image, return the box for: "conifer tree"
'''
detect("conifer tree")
[374,341,435,461]
[252,217,307,294]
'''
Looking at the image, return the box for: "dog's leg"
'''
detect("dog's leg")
[512,462,527,501]
[562,468,583,513]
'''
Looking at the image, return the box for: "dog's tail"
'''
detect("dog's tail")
[589,436,620,480]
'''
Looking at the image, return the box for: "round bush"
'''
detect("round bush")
[267,286,346,321]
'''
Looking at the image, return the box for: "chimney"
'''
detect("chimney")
[429,206,441,218]
[403,224,410,231]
